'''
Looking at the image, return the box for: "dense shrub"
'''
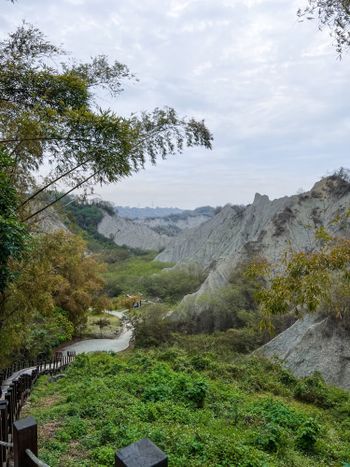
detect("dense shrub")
[294,373,335,408]
[24,349,350,467]
[22,308,74,359]
[132,304,173,348]
[296,419,321,452]
[139,264,206,303]
[103,254,172,298]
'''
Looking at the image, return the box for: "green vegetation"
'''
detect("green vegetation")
[0,22,211,365]
[0,150,28,295]
[83,312,121,339]
[24,348,350,467]
[103,254,173,298]
[140,264,206,303]
[130,265,295,351]
[298,1,350,55]
[104,257,206,307]
[1,24,212,218]
[0,231,110,365]
[59,197,142,263]
[22,308,74,360]
[249,219,350,331]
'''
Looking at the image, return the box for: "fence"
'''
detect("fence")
[0,352,76,467]
[0,353,168,467]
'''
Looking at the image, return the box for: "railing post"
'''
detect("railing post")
[0,401,9,465]
[115,438,168,467]
[5,386,14,433]
[13,416,37,467]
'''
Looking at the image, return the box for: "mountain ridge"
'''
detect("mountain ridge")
[156,175,350,318]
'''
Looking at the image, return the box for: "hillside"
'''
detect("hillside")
[157,176,350,315]
[96,206,216,250]
[258,313,350,389]
[134,206,217,237]
[23,348,350,467]
[97,211,170,251]
[115,206,183,219]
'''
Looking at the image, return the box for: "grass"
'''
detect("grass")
[22,346,350,467]
[82,313,121,339]
[103,253,173,297]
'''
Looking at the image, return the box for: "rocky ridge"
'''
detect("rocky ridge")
[97,206,216,250]
[134,207,216,237]
[97,212,171,251]
[156,176,350,315]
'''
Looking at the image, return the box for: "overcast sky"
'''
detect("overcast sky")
[2,0,349,208]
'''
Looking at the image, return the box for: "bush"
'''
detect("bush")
[183,380,208,408]
[294,373,334,408]
[22,308,74,359]
[24,349,350,467]
[132,304,173,348]
[296,419,321,452]
[140,264,206,303]
[254,422,285,452]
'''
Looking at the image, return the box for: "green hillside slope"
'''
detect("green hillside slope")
[24,347,350,467]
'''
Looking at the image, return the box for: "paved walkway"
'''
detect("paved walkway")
[59,310,133,355]
[1,311,133,396]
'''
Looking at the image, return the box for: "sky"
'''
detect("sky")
[1,0,350,209]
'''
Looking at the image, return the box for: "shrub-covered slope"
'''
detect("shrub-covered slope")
[25,349,350,467]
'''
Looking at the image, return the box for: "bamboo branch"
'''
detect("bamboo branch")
[23,170,100,222]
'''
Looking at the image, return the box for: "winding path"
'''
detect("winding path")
[60,310,133,355]
[1,311,133,396]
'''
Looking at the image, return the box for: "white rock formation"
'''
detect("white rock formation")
[33,207,69,234]
[257,313,350,390]
[97,212,170,251]
[156,176,350,313]
[134,213,213,236]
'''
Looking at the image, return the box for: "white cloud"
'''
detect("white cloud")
[1,0,349,208]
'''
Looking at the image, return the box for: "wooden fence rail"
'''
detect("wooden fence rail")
[0,351,76,467]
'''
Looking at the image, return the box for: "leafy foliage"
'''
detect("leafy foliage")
[131,304,174,348]
[0,231,110,365]
[0,24,212,217]
[139,264,206,303]
[0,149,28,295]
[22,307,74,359]
[103,254,173,298]
[298,1,350,55]
[248,229,350,328]
[24,348,350,466]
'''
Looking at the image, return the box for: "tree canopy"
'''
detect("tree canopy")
[0,24,213,220]
[0,149,28,296]
[0,231,109,364]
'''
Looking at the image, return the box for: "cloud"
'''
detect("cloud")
[1,0,349,208]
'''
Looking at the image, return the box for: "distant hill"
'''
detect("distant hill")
[115,206,183,219]
[134,206,218,237]
[98,206,217,249]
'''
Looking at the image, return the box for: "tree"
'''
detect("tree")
[0,24,213,221]
[298,1,350,54]
[0,231,110,364]
[250,228,350,331]
[0,149,28,297]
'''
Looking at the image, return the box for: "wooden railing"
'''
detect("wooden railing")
[0,352,76,467]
